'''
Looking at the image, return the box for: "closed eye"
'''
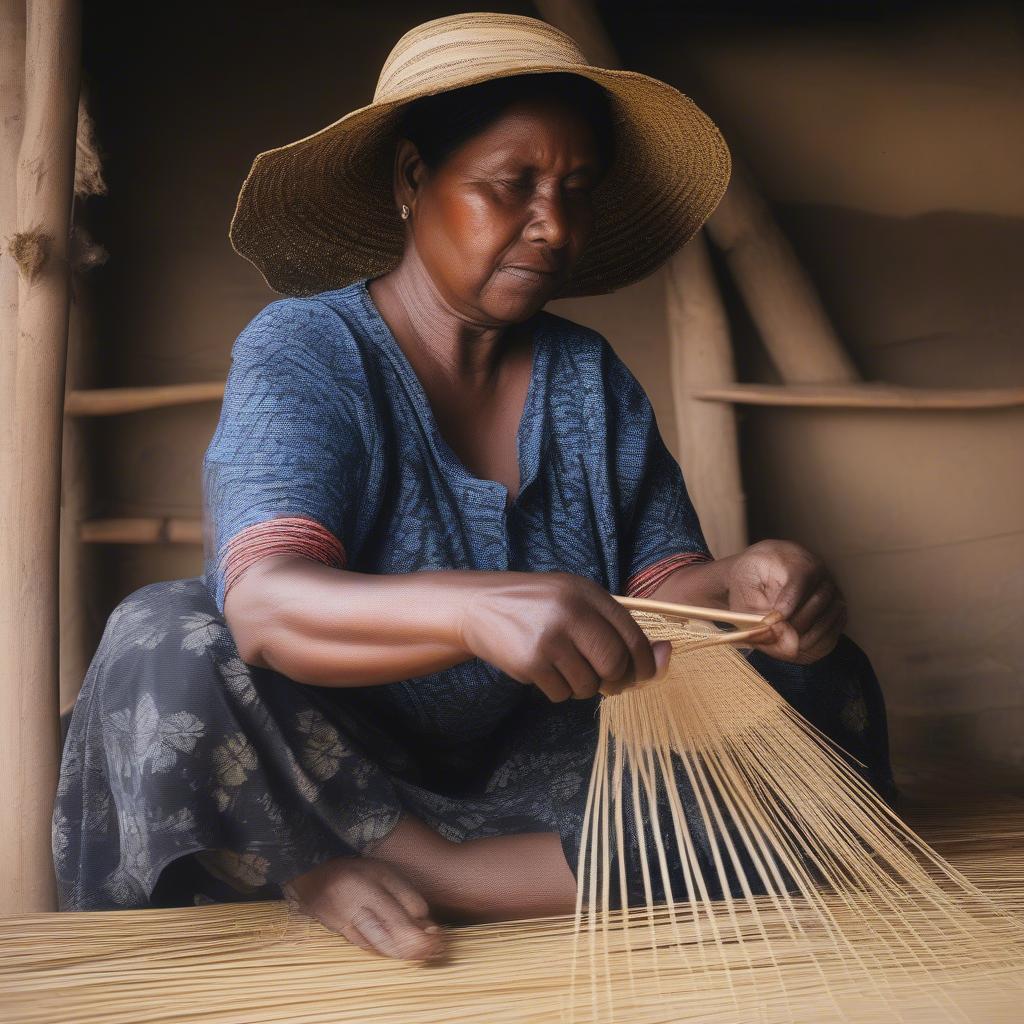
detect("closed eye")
[498,177,593,196]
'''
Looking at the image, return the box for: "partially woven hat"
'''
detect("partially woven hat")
[228,12,732,299]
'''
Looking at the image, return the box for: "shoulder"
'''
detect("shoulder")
[536,308,605,358]
[230,287,372,385]
[537,308,647,405]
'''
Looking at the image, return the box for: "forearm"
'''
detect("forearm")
[226,555,490,688]
[644,553,741,608]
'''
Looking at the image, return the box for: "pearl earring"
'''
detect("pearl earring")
[400,204,410,220]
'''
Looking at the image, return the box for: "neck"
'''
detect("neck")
[369,251,528,387]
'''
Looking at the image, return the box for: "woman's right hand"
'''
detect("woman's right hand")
[456,571,672,702]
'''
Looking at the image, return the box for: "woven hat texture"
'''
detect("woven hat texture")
[229,12,732,298]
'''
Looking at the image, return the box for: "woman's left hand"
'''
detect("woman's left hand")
[725,539,847,665]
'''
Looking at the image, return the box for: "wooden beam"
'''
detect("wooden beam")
[0,0,81,915]
[692,383,1024,411]
[705,157,860,384]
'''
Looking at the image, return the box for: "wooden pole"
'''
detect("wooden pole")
[0,0,81,915]
[705,157,860,384]
[0,3,27,493]
[535,0,748,558]
[665,234,747,557]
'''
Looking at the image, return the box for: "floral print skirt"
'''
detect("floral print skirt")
[53,576,896,911]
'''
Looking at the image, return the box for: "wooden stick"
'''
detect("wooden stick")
[0,0,81,916]
[613,595,783,630]
[693,382,1024,411]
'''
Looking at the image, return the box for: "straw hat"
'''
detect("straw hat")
[228,12,732,299]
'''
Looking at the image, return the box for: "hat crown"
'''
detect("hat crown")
[373,13,590,104]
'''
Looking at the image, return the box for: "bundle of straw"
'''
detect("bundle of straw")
[2,610,1023,1023]
[570,608,1024,1022]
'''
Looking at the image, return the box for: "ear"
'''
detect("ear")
[392,137,427,216]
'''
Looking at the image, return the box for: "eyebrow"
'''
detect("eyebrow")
[487,156,600,176]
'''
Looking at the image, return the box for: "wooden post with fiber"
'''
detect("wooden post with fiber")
[0,0,81,915]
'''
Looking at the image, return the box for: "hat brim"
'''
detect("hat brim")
[228,63,732,298]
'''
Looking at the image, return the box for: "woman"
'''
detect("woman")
[53,14,894,963]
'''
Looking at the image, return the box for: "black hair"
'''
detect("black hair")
[396,72,616,180]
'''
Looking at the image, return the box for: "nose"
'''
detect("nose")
[524,187,572,253]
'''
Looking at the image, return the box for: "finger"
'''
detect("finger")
[771,562,826,623]
[340,921,377,954]
[552,644,602,700]
[362,886,438,950]
[797,599,847,661]
[354,896,442,961]
[350,908,406,958]
[532,664,574,703]
[601,640,672,696]
[748,619,801,661]
[788,579,837,636]
[590,596,658,687]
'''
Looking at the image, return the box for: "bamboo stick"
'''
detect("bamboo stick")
[613,595,781,629]
[0,0,81,915]
[693,382,1024,411]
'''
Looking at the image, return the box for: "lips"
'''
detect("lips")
[503,265,555,283]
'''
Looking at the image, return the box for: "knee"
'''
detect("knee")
[90,577,233,708]
[827,632,874,674]
[748,632,875,683]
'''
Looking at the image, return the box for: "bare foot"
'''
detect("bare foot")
[282,856,444,961]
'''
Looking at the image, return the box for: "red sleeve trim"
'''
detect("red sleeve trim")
[219,515,347,603]
[625,550,713,599]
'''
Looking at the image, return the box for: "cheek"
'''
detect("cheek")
[425,193,515,270]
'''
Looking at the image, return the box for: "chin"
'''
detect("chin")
[490,270,557,317]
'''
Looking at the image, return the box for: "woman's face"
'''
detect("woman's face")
[396,93,606,324]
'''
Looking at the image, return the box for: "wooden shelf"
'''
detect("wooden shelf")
[79,517,203,544]
[692,383,1024,411]
[65,382,224,416]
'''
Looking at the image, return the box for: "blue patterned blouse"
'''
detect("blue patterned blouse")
[201,275,712,743]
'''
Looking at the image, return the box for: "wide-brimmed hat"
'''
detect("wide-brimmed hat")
[229,11,732,298]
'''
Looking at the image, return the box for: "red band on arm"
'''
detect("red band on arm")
[625,550,713,599]
[219,515,348,603]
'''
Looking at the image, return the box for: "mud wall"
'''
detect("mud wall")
[72,2,1024,765]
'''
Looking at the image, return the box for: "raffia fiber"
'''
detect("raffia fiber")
[571,610,1024,1023]
[2,612,1023,1023]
